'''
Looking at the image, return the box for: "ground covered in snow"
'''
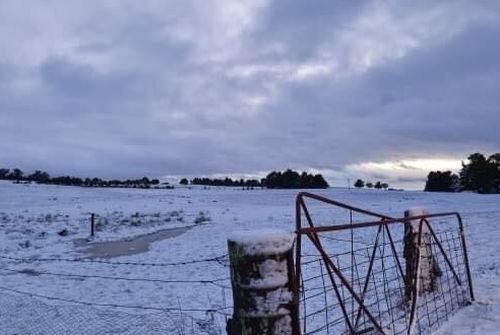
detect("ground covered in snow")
[0,181,498,334]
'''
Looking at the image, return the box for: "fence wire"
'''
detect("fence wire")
[0,253,232,335]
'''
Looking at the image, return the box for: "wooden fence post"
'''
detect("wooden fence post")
[227,230,299,335]
[91,213,95,237]
[404,208,439,303]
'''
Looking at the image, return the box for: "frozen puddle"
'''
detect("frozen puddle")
[74,226,193,259]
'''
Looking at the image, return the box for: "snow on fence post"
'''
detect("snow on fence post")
[226,230,300,335]
[404,208,440,303]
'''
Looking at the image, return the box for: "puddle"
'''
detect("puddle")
[74,225,193,259]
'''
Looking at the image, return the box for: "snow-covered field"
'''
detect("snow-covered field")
[0,181,498,334]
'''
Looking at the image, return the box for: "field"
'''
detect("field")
[0,181,498,334]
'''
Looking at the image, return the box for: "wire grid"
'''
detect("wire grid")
[0,254,233,335]
[413,229,469,334]
[0,290,227,335]
[298,215,471,335]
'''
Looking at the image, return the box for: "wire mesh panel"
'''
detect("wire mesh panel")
[295,192,473,335]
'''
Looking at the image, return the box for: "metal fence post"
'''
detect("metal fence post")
[227,230,300,335]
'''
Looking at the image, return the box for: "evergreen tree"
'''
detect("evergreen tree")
[0,168,10,179]
[10,168,24,181]
[28,170,50,183]
[459,153,498,193]
[425,171,458,192]
[354,179,365,188]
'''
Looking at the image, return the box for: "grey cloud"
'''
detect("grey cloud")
[248,1,367,62]
[0,1,499,187]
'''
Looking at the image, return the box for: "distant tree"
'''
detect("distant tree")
[381,183,389,190]
[366,182,373,188]
[374,181,382,189]
[10,168,24,181]
[354,179,365,188]
[459,153,499,193]
[0,168,10,179]
[28,170,50,183]
[282,169,300,188]
[425,171,458,192]
[1,165,168,189]
[311,174,329,188]
[263,169,329,189]
[180,178,189,185]
[109,179,122,187]
[489,153,500,193]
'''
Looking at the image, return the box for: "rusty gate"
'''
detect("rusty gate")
[294,192,474,335]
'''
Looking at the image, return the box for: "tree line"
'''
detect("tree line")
[353,179,389,190]
[0,167,161,189]
[424,152,500,193]
[186,177,261,188]
[182,169,330,189]
[1,167,331,190]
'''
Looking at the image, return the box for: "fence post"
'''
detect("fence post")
[227,230,300,335]
[404,208,439,303]
[91,213,95,237]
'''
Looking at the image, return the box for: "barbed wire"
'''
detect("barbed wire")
[0,253,229,267]
[0,285,232,316]
[0,265,231,288]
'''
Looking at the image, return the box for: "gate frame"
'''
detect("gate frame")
[294,192,474,335]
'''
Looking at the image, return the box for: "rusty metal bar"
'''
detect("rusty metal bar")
[300,199,356,333]
[287,245,302,335]
[296,212,460,234]
[294,196,303,335]
[455,213,475,301]
[353,223,383,329]
[298,192,390,220]
[383,223,406,285]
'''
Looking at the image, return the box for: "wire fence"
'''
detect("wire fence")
[0,252,233,335]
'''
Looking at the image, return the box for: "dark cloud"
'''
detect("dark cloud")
[0,1,499,187]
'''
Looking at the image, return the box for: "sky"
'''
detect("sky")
[0,1,499,189]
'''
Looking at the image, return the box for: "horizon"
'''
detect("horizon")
[0,163,458,191]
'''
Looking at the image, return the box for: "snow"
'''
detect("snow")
[0,180,498,334]
[406,206,428,227]
[228,229,295,256]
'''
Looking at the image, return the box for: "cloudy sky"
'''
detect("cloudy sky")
[1,1,499,189]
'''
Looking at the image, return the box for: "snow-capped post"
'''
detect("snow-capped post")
[226,230,300,335]
[404,208,440,303]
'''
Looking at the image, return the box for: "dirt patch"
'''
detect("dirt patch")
[74,226,193,259]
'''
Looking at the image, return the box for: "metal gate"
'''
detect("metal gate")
[294,192,474,335]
